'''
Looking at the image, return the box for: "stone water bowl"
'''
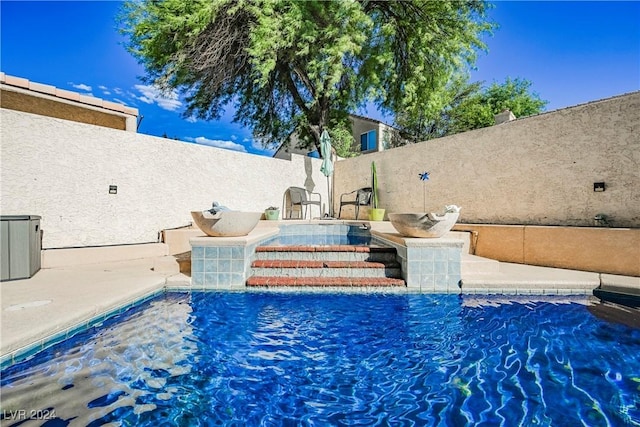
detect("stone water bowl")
[191,211,262,237]
[388,206,461,238]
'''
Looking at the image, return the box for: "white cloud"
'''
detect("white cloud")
[190,136,247,153]
[137,95,153,105]
[70,83,92,92]
[185,116,198,123]
[134,84,182,112]
[249,136,275,153]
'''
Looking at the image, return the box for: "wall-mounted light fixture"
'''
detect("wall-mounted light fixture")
[109,185,118,194]
[593,182,605,192]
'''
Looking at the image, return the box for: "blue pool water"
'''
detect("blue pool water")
[261,233,372,246]
[261,224,373,246]
[262,233,372,246]
[2,292,639,426]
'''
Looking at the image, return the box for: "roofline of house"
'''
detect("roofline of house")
[0,71,139,117]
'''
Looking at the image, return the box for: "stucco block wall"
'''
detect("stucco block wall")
[454,225,526,264]
[0,109,328,248]
[523,226,640,276]
[334,92,640,228]
[454,224,639,276]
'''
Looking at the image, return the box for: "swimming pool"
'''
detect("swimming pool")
[2,292,639,426]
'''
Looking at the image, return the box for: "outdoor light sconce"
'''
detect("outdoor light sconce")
[109,185,118,194]
[593,182,605,192]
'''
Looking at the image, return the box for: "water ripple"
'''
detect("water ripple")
[1,293,639,426]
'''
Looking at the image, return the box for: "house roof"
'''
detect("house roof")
[0,72,139,117]
[272,113,398,158]
[348,112,391,127]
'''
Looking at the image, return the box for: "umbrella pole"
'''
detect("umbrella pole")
[327,174,332,218]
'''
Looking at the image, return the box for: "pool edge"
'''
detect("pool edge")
[1,288,166,370]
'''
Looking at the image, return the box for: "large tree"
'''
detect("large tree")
[120,0,493,156]
[396,76,548,142]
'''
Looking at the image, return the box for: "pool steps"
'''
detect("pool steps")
[247,245,405,287]
[251,260,402,278]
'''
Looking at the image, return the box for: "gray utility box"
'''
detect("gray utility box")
[1,215,42,281]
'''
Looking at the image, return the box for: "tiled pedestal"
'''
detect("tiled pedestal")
[190,228,278,289]
[373,233,463,292]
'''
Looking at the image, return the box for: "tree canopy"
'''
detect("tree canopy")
[395,76,548,143]
[120,0,493,156]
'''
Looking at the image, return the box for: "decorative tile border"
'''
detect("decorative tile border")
[460,288,594,295]
[0,289,164,370]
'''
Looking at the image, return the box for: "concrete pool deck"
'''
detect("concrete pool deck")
[1,232,638,366]
[0,256,190,364]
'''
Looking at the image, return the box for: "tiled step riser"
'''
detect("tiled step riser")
[246,277,406,287]
[254,252,397,263]
[251,267,403,278]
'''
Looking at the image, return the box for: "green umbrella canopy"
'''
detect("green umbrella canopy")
[320,130,334,177]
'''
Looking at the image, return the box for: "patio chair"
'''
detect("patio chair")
[284,187,322,219]
[338,187,372,219]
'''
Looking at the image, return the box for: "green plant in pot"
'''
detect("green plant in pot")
[264,206,280,220]
[369,161,385,221]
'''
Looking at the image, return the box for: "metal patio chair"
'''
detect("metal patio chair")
[284,187,322,219]
[338,187,372,219]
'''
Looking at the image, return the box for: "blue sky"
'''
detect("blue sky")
[2,1,638,156]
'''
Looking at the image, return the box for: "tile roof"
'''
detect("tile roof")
[0,71,138,117]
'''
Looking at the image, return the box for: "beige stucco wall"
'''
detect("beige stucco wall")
[0,109,328,248]
[453,224,640,276]
[334,92,640,228]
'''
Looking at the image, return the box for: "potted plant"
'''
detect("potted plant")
[369,161,385,221]
[264,206,280,220]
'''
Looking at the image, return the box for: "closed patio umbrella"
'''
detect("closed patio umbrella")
[320,129,334,217]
